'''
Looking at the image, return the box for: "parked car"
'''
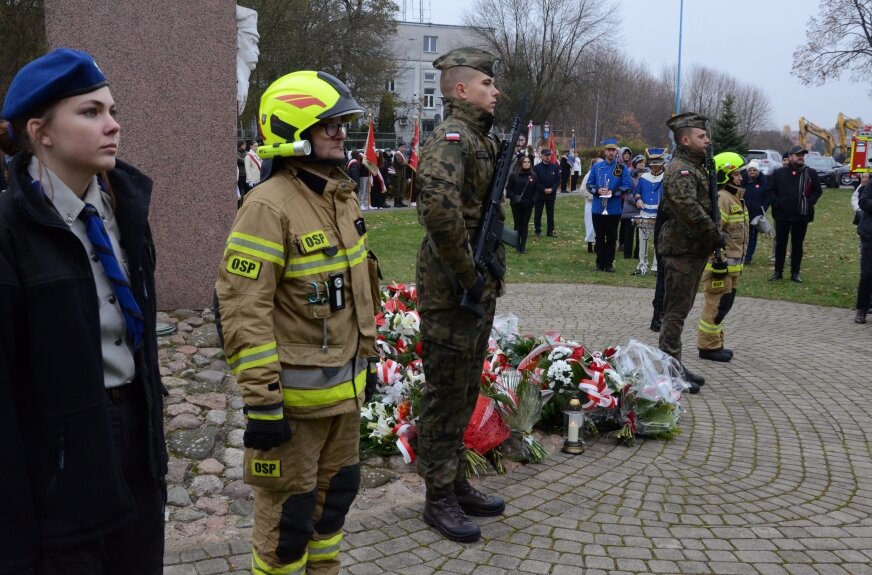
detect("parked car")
[746,149,782,176]
[803,155,840,188]
[837,164,861,187]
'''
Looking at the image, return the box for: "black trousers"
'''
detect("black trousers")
[858,239,872,310]
[620,218,638,258]
[512,203,534,251]
[774,219,809,275]
[592,213,621,268]
[534,198,555,235]
[36,387,165,575]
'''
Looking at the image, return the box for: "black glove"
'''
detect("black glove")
[716,233,727,250]
[465,271,486,303]
[244,416,292,451]
[365,358,378,403]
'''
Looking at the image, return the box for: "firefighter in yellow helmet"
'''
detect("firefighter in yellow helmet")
[697,151,749,363]
[215,70,380,575]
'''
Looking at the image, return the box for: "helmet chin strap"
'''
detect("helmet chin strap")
[295,140,346,167]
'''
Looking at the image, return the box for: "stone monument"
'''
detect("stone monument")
[44,1,238,310]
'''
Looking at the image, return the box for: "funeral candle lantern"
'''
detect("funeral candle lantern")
[562,397,585,454]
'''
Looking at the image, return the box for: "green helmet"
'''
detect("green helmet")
[714,151,746,185]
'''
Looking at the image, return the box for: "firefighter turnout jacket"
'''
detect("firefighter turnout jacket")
[706,182,749,274]
[216,159,378,420]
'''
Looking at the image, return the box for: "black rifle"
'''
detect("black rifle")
[460,98,528,317]
[706,142,728,278]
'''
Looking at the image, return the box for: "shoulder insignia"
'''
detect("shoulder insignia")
[731,205,743,213]
[299,230,332,254]
[226,255,262,280]
[445,132,461,142]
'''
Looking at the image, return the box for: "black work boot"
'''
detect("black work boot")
[423,492,481,542]
[455,479,505,517]
[698,348,733,362]
[679,363,705,392]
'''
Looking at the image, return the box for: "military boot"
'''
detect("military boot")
[455,479,505,516]
[423,492,481,542]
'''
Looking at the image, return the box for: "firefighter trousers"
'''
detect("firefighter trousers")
[697,270,740,351]
[247,411,361,575]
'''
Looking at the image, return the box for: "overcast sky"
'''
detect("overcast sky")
[406,0,870,131]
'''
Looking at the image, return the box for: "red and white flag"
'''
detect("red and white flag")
[527,121,533,149]
[409,116,420,172]
[549,133,557,164]
[363,116,385,189]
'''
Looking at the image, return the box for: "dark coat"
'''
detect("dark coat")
[0,153,167,571]
[507,169,537,209]
[741,171,769,219]
[858,183,872,242]
[533,160,561,200]
[766,164,822,222]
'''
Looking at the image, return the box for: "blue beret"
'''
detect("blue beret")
[2,48,108,122]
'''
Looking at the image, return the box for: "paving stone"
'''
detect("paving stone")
[159,289,872,573]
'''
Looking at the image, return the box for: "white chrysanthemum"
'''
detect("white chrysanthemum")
[546,360,573,389]
[548,346,573,361]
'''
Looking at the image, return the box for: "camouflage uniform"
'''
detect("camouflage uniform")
[658,114,719,361]
[415,52,503,496]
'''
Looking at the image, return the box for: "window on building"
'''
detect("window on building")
[423,88,435,109]
[385,79,395,92]
[423,36,437,53]
[424,72,436,82]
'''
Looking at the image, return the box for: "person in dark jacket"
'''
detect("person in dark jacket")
[855,181,872,323]
[559,152,571,193]
[0,48,167,575]
[741,161,769,264]
[533,149,561,236]
[766,145,822,283]
[506,155,537,254]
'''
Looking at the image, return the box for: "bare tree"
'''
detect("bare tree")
[792,0,872,89]
[237,0,399,126]
[464,0,617,128]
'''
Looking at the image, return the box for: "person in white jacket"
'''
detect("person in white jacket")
[244,140,262,189]
[571,153,582,192]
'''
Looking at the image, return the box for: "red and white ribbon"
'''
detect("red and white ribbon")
[393,422,417,463]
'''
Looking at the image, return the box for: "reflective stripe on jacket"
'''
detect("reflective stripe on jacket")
[216,160,378,418]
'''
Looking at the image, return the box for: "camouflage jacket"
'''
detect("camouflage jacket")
[414,98,503,310]
[658,147,719,257]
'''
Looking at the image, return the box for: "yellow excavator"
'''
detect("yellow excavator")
[798,117,835,156]
[836,112,863,159]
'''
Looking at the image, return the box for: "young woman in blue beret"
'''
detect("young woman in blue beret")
[0,48,167,574]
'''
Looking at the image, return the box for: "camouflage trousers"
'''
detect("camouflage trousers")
[659,255,707,360]
[417,302,495,495]
[697,270,740,351]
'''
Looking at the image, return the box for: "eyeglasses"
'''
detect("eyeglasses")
[319,122,347,138]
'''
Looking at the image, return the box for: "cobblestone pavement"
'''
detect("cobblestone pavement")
[164,283,872,574]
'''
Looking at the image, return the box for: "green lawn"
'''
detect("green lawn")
[365,188,860,309]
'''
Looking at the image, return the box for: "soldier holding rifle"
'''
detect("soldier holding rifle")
[414,47,509,543]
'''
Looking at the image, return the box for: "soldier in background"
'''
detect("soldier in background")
[393,144,409,207]
[414,47,507,543]
[657,112,719,393]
